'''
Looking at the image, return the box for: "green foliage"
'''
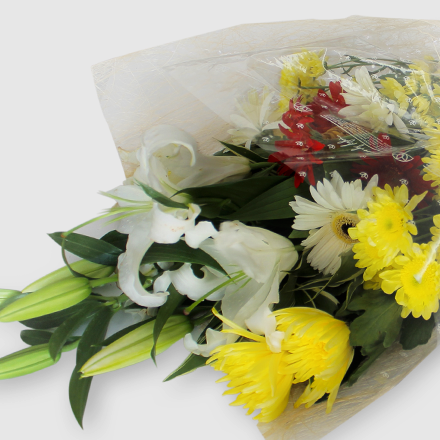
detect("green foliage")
[136,181,187,209]
[49,232,122,266]
[218,141,267,163]
[142,241,226,275]
[177,176,286,210]
[223,178,307,221]
[69,307,113,428]
[400,315,436,350]
[348,290,403,349]
[151,285,185,363]
[346,343,386,387]
[163,354,207,382]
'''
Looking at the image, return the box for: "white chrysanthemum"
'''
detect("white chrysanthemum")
[336,67,408,134]
[290,171,378,275]
[227,88,281,149]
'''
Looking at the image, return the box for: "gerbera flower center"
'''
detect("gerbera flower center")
[401,257,439,300]
[331,213,359,244]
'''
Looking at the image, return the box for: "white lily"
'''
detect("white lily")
[130,125,250,197]
[183,221,298,356]
[227,88,282,149]
[337,67,408,134]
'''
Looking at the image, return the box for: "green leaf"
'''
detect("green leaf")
[177,176,286,209]
[223,178,307,221]
[20,300,96,330]
[151,285,185,363]
[100,230,128,251]
[49,232,123,266]
[344,277,363,309]
[20,330,53,346]
[400,315,436,350]
[136,181,187,209]
[69,307,113,428]
[49,302,103,360]
[274,275,297,310]
[348,290,403,349]
[346,343,386,387]
[288,230,310,239]
[142,241,226,275]
[329,250,363,285]
[219,141,267,163]
[163,354,207,382]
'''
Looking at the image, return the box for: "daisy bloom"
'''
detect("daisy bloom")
[380,244,440,319]
[290,171,378,274]
[349,184,427,280]
[207,307,353,423]
[338,67,408,134]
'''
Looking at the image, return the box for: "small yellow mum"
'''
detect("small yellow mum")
[207,308,353,423]
[380,244,440,319]
[380,77,410,111]
[278,50,325,109]
[423,150,440,187]
[349,185,426,280]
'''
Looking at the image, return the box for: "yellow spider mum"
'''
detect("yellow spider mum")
[207,308,353,423]
[379,244,440,319]
[422,123,440,151]
[349,184,426,280]
[278,50,326,109]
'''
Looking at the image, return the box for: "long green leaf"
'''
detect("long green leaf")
[164,354,207,382]
[137,181,187,209]
[20,299,97,330]
[142,241,226,275]
[151,285,185,363]
[49,232,123,266]
[100,231,128,251]
[219,141,267,163]
[20,330,53,346]
[222,178,307,221]
[49,302,103,360]
[177,176,286,208]
[69,307,113,428]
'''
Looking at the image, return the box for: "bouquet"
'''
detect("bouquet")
[1,16,440,439]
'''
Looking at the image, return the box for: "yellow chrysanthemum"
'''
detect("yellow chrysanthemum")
[422,123,440,151]
[380,244,440,319]
[207,308,353,423]
[278,50,326,109]
[363,268,391,290]
[349,184,426,280]
[380,77,410,111]
[423,150,440,187]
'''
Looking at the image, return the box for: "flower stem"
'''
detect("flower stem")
[89,274,119,288]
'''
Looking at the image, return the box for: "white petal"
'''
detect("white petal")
[185,221,218,249]
[183,329,229,357]
[170,264,227,301]
[150,204,201,244]
[117,222,169,307]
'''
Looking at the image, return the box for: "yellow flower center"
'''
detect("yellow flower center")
[400,257,439,300]
[331,213,359,244]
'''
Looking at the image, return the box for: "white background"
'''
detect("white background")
[0,2,439,440]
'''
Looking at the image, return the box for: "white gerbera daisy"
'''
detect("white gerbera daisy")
[290,171,378,275]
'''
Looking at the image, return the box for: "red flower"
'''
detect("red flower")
[351,150,435,205]
[309,81,347,133]
[272,97,325,187]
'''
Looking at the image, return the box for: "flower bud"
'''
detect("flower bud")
[0,343,60,379]
[22,260,115,293]
[0,289,22,307]
[0,277,92,322]
[80,315,193,377]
